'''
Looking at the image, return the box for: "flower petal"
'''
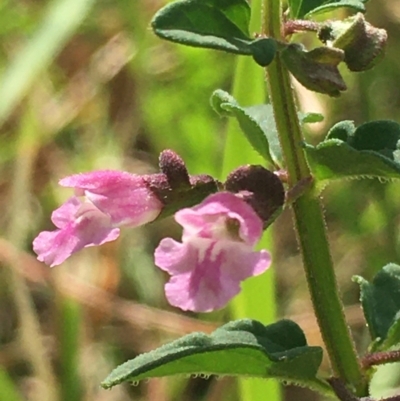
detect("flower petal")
[60,170,162,227]
[158,238,270,312]
[33,202,120,267]
[154,237,196,275]
[51,197,82,228]
[175,192,263,245]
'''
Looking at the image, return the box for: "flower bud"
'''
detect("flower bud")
[318,13,387,72]
[224,165,285,228]
[145,150,220,218]
[159,149,190,189]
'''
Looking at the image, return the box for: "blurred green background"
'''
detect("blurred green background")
[0,0,400,400]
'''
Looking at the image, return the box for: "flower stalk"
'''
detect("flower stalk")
[263,0,367,395]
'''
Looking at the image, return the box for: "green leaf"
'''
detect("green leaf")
[306,120,400,190]
[151,0,277,63]
[151,0,252,55]
[305,139,400,191]
[353,264,400,349]
[326,120,355,142]
[300,112,324,124]
[349,120,400,160]
[212,90,324,167]
[288,0,367,19]
[102,319,323,389]
[383,319,400,350]
[249,38,277,67]
[211,90,282,167]
[288,0,321,19]
[306,1,367,17]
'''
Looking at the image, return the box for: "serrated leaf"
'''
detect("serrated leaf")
[288,0,367,19]
[304,139,400,190]
[353,264,400,349]
[211,90,282,167]
[102,319,323,389]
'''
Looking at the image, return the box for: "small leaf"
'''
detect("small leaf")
[102,319,323,389]
[349,120,400,158]
[306,120,400,190]
[300,112,324,124]
[288,0,322,19]
[211,90,282,166]
[326,120,355,142]
[288,0,367,19]
[306,1,367,18]
[383,319,400,350]
[353,264,400,349]
[250,38,277,67]
[304,139,400,190]
[211,90,324,166]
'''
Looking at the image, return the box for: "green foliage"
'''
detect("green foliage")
[151,0,277,65]
[102,319,323,389]
[211,89,278,166]
[288,0,368,19]
[354,264,400,350]
[305,120,400,191]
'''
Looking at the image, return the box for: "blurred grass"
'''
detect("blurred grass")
[0,0,400,400]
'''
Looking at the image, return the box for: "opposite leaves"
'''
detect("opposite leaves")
[102,319,323,389]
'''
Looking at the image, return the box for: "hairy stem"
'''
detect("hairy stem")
[262,0,367,395]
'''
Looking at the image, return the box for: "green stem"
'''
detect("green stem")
[263,0,367,396]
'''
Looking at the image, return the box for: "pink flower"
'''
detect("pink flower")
[33,171,163,267]
[154,192,271,312]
